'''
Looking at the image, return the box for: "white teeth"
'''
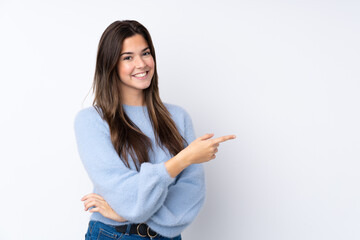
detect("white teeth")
[133,72,147,77]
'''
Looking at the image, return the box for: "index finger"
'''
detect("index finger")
[81,193,103,201]
[211,135,236,144]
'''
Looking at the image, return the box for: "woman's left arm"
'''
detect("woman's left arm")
[81,193,127,222]
[81,164,205,226]
[146,163,205,229]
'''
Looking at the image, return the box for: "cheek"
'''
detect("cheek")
[147,57,155,69]
[119,63,133,76]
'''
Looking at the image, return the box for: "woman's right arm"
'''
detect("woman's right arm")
[74,108,177,223]
[165,133,236,178]
[74,107,234,223]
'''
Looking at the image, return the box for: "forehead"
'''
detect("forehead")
[121,34,148,52]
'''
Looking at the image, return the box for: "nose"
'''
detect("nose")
[135,56,146,68]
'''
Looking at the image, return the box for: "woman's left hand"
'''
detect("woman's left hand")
[81,193,127,222]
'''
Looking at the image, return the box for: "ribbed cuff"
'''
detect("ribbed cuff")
[157,162,176,186]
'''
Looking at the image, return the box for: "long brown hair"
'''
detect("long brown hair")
[92,20,187,171]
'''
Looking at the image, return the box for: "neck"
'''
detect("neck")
[123,101,145,106]
[121,90,145,106]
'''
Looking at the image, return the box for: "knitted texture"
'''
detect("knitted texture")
[74,103,206,238]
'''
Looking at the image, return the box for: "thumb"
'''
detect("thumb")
[198,133,214,141]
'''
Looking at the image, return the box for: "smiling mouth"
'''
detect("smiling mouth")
[132,71,148,78]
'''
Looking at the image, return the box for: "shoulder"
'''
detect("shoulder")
[164,102,196,143]
[74,106,106,130]
[163,102,191,120]
[163,102,194,133]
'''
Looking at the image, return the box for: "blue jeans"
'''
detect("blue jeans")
[85,221,182,240]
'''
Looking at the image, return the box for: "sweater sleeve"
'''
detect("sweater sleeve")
[74,108,175,223]
[145,109,206,235]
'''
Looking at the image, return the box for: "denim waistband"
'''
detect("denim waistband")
[86,220,181,240]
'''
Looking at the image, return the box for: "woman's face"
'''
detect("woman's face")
[117,34,155,97]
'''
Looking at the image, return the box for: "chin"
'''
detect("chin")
[142,81,152,89]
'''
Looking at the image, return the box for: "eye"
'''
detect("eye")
[143,51,151,56]
[123,56,132,61]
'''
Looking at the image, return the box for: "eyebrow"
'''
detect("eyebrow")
[120,47,150,56]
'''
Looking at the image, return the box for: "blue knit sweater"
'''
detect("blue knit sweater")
[74,103,206,238]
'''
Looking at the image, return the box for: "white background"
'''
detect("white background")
[0,0,359,239]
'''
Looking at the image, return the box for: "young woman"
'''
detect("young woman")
[74,20,236,240]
